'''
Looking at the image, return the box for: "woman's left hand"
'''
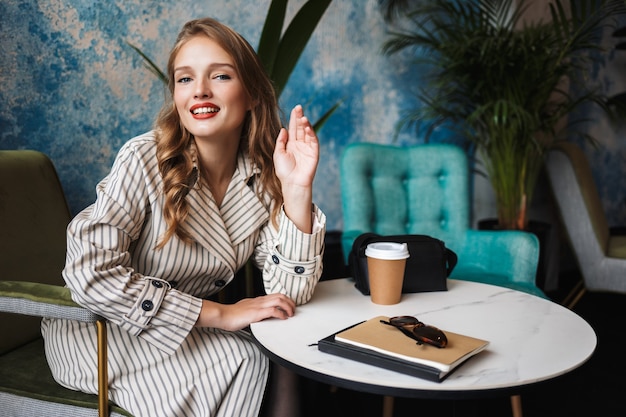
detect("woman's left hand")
[273,105,319,233]
[273,104,319,189]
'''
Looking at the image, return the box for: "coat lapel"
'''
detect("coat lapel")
[182,152,270,270]
[224,158,270,246]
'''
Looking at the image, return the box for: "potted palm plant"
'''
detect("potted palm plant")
[379,0,625,230]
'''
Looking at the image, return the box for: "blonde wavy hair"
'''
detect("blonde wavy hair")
[154,17,283,248]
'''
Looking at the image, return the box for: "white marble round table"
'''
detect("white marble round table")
[250,278,596,399]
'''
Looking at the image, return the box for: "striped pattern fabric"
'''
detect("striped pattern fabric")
[41,132,326,417]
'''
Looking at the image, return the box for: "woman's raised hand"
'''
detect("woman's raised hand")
[273,105,319,233]
[273,104,319,190]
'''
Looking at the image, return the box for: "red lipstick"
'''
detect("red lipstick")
[190,102,219,119]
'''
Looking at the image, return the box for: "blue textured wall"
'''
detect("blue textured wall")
[2,0,625,230]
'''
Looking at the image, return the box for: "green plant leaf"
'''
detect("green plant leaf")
[270,0,332,96]
[257,0,288,77]
[127,42,167,84]
[313,98,344,132]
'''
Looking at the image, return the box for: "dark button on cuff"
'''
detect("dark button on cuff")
[215,279,226,287]
[294,266,305,274]
[272,255,280,264]
[141,300,154,311]
[151,280,163,288]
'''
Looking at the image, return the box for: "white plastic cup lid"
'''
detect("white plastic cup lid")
[365,242,410,260]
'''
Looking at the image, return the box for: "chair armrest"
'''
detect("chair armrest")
[458,230,540,285]
[0,281,100,322]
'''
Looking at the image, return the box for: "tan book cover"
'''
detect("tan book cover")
[335,316,489,372]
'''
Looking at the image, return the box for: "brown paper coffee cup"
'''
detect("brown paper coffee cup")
[365,242,410,305]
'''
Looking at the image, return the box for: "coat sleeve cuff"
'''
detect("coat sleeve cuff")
[275,204,326,261]
[263,206,326,304]
[118,277,202,354]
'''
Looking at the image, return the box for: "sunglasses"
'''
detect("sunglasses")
[380,316,448,348]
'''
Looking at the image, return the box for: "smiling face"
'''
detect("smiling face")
[173,35,251,144]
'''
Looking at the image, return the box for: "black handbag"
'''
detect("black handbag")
[349,233,457,295]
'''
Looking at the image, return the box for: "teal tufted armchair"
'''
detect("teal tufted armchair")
[340,143,545,298]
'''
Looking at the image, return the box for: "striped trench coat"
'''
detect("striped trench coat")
[41,132,326,417]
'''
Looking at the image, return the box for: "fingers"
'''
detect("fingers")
[288,104,316,143]
[271,306,291,320]
[275,127,287,151]
[288,105,300,142]
[261,293,296,321]
[271,293,296,316]
[233,293,296,321]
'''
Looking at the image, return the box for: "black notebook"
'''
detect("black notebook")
[317,316,489,383]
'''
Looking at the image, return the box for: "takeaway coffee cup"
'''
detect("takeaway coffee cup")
[365,242,410,305]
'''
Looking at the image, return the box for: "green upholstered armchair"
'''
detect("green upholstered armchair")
[545,142,626,308]
[0,150,132,417]
[340,143,545,298]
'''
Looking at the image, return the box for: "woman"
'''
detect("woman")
[42,17,325,417]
